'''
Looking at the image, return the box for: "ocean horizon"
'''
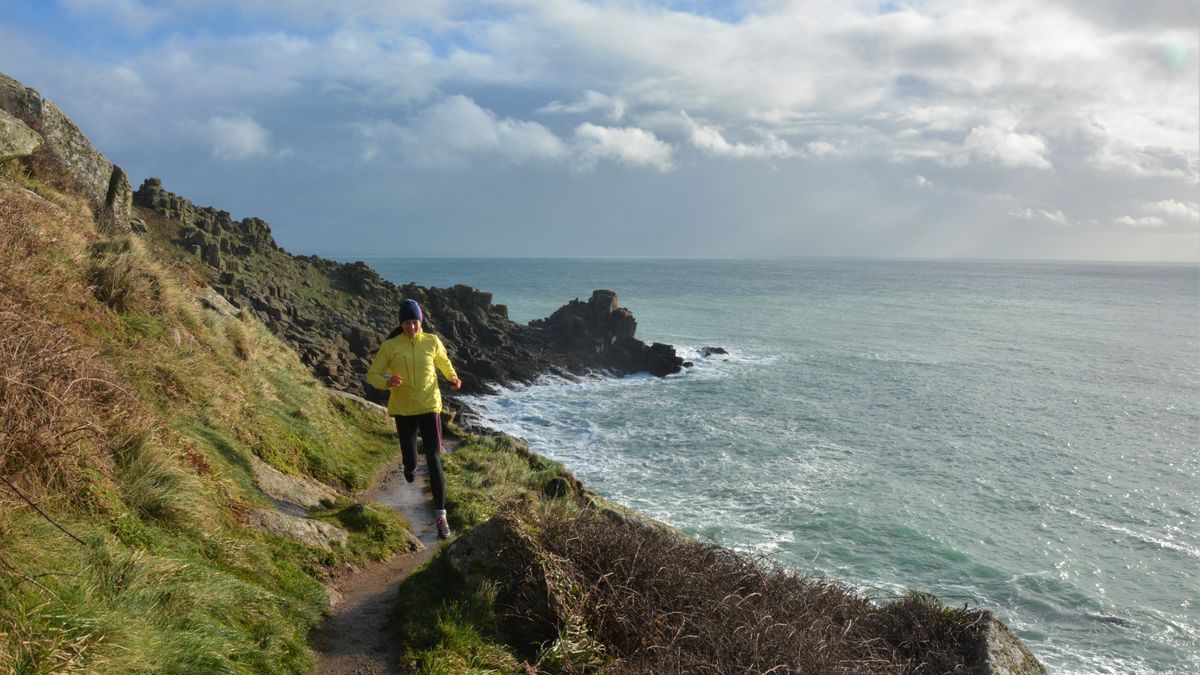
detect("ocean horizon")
[331,252,1199,266]
[354,256,1199,674]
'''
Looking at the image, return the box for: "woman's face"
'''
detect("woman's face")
[401,319,422,337]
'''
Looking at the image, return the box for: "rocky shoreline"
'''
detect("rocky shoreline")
[132,177,685,400]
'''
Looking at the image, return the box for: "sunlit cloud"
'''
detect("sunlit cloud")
[539,90,627,121]
[1114,215,1167,227]
[1010,207,1071,226]
[208,114,270,161]
[1145,199,1200,221]
[964,126,1053,170]
[572,123,675,172]
[684,113,794,159]
[355,95,568,167]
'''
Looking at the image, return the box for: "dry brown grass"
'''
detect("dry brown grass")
[87,237,160,313]
[0,308,131,488]
[536,510,989,674]
[0,181,141,500]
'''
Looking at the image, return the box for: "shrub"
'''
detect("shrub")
[535,509,989,674]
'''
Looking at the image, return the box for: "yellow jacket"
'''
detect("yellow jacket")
[366,332,458,416]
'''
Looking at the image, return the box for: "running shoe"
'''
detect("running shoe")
[435,513,452,539]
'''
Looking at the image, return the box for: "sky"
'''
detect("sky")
[1,1,1197,261]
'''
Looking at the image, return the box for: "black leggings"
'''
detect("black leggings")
[394,413,445,510]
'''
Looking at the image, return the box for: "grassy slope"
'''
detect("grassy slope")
[0,170,409,673]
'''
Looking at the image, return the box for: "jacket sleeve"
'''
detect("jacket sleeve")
[434,336,458,382]
[366,340,393,391]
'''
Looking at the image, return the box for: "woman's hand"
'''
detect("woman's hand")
[387,374,404,388]
[450,377,462,391]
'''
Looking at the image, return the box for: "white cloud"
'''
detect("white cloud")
[964,126,1053,169]
[804,140,843,159]
[684,113,794,159]
[208,114,270,160]
[1010,207,1070,225]
[572,123,675,172]
[357,96,676,173]
[1145,199,1200,221]
[357,95,567,167]
[539,90,626,121]
[1114,215,1167,227]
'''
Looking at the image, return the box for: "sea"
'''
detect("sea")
[358,256,1198,674]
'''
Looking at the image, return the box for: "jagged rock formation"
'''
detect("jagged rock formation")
[132,178,683,398]
[532,289,685,377]
[0,71,134,234]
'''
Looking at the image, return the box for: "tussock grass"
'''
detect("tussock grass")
[87,236,163,313]
[443,432,577,532]
[0,180,135,498]
[113,430,210,530]
[0,173,402,671]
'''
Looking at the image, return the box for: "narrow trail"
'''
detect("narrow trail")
[310,438,458,674]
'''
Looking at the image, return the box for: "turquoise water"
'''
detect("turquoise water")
[361,257,1199,673]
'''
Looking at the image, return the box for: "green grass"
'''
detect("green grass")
[310,499,413,565]
[392,553,523,674]
[0,176,409,672]
[0,505,324,673]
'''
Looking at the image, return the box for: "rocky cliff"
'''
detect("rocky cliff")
[0,68,682,403]
[131,178,683,400]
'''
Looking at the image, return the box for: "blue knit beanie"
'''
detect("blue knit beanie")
[399,299,423,323]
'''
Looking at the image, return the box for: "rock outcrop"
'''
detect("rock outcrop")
[531,289,685,377]
[0,109,40,161]
[0,71,133,234]
[246,508,349,551]
[132,178,683,398]
[447,513,581,656]
[975,615,1048,674]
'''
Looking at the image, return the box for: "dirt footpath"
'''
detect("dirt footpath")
[310,441,455,674]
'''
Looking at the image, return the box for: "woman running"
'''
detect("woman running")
[367,299,462,539]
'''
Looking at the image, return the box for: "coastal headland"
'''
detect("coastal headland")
[0,71,1044,673]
